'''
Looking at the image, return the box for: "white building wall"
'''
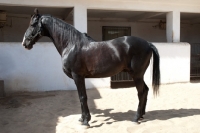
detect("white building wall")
[0,42,190,93]
[0,43,110,93]
[144,43,190,84]
[0,0,197,92]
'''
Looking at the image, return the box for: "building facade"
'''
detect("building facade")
[0,0,198,92]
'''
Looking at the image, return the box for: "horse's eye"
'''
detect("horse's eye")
[30,18,38,26]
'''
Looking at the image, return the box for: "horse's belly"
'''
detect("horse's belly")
[85,63,125,78]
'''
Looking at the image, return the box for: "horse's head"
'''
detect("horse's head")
[22,8,43,50]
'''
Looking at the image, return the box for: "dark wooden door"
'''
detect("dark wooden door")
[191,43,200,78]
[102,26,134,88]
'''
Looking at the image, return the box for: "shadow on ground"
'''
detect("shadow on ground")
[89,108,200,128]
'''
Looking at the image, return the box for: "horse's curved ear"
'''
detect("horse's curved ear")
[34,8,39,15]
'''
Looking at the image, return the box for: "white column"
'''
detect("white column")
[166,11,180,42]
[73,5,87,33]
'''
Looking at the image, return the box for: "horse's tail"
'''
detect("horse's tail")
[149,42,160,96]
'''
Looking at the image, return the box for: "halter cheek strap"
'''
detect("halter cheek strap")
[26,17,43,40]
[36,17,43,37]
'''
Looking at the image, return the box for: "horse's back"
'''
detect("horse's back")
[107,36,151,56]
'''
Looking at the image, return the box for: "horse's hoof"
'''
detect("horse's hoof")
[139,117,144,120]
[79,118,84,123]
[82,121,90,128]
[133,121,140,125]
[79,118,83,122]
[139,118,149,123]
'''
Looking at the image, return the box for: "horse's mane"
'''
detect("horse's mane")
[83,33,96,42]
[50,16,95,47]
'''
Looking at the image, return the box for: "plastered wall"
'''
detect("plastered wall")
[0,42,190,93]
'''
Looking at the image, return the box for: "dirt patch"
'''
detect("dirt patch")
[0,92,55,108]
[1,83,200,133]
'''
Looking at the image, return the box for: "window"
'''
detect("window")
[102,26,131,41]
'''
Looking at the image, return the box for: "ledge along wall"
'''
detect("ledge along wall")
[0,42,190,93]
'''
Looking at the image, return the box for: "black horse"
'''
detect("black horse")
[22,9,160,127]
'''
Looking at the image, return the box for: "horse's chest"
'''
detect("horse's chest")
[62,54,77,71]
[62,51,84,74]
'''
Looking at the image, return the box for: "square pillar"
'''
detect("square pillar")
[73,5,87,33]
[166,11,180,42]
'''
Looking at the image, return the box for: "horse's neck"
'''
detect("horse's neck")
[44,17,81,55]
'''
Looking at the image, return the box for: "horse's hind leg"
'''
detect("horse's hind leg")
[140,83,149,120]
[129,52,151,124]
[132,78,149,123]
[79,105,85,122]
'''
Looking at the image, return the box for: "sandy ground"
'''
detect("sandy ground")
[1,82,200,133]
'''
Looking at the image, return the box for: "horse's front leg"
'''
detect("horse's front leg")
[72,73,91,127]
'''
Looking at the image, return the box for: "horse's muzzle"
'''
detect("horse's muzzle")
[22,42,33,50]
